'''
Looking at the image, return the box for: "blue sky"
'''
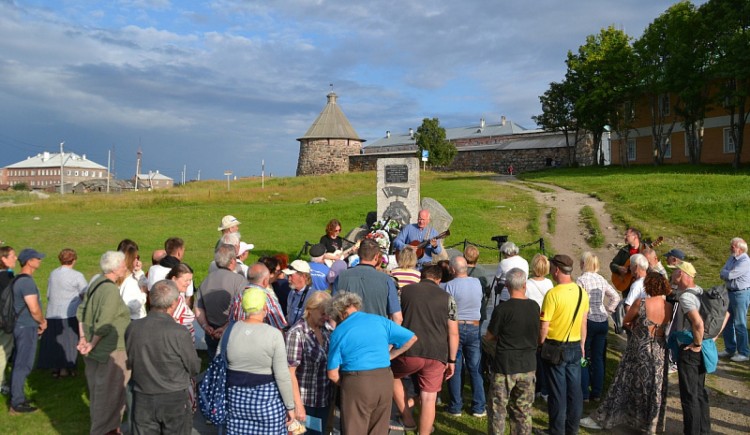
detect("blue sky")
[0,1,700,179]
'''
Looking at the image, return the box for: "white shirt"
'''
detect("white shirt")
[120,271,147,320]
[624,276,646,307]
[525,277,554,308]
[495,256,529,301]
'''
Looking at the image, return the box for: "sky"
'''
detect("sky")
[0,0,701,180]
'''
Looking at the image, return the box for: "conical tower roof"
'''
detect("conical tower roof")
[297,92,364,141]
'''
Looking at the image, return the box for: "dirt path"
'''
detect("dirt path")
[501,179,750,435]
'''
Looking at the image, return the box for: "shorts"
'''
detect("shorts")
[391,356,446,393]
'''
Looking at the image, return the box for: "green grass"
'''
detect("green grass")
[579,206,604,248]
[521,164,750,285]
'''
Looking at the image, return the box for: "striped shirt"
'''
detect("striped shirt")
[391,268,421,289]
[229,285,288,330]
[285,319,331,407]
[576,272,621,323]
[172,293,196,341]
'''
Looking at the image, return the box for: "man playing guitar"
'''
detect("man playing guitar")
[393,209,443,267]
[610,227,642,298]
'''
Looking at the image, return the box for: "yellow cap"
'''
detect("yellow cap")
[242,287,266,314]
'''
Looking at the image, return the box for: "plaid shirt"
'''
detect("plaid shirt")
[576,272,621,323]
[286,319,331,407]
[228,285,288,330]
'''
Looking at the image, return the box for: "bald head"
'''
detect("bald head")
[417,209,431,229]
[248,262,270,287]
[450,256,468,277]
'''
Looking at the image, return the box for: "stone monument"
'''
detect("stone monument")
[376,157,420,228]
[421,197,453,234]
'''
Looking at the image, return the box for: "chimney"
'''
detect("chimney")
[480,118,485,129]
[501,116,507,126]
[43,151,50,161]
[82,154,87,160]
[386,131,391,138]
[409,128,414,139]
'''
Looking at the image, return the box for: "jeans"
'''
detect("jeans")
[11,325,38,408]
[677,348,711,434]
[722,288,750,357]
[542,341,583,435]
[447,323,486,414]
[581,320,608,400]
[205,334,219,361]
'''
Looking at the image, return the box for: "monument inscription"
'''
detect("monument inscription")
[384,164,408,183]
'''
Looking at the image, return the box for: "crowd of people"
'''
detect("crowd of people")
[0,212,747,435]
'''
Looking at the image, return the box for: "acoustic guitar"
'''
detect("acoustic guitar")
[398,229,451,259]
[611,236,664,292]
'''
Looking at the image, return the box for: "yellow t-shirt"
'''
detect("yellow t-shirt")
[540,282,590,342]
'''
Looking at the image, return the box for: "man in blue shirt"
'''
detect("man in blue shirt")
[719,237,750,362]
[393,209,443,266]
[10,248,48,414]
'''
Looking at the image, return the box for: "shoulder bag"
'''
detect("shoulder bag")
[540,286,582,365]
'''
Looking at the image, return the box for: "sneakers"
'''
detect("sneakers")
[0,385,9,396]
[730,354,749,362]
[580,416,602,430]
[668,363,678,374]
[446,411,462,417]
[10,403,38,414]
[471,411,487,418]
[718,350,733,358]
[535,392,549,403]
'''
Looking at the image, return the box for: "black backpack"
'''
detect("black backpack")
[685,285,729,340]
[0,273,27,334]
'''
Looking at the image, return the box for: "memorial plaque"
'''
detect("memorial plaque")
[377,157,420,229]
[385,164,408,183]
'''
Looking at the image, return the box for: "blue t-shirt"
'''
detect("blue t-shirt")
[12,274,41,328]
[309,262,330,291]
[328,311,414,372]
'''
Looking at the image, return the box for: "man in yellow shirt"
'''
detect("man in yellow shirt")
[539,254,589,435]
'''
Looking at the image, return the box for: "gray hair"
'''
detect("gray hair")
[450,256,468,275]
[732,237,748,253]
[150,280,180,310]
[326,291,362,323]
[215,244,236,268]
[500,241,519,257]
[100,251,125,274]
[505,267,527,292]
[630,253,648,271]
[219,232,241,249]
[247,262,270,285]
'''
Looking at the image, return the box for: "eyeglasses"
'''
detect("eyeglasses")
[334,228,341,232]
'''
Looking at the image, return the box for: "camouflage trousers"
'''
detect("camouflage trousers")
[488,370,535,435]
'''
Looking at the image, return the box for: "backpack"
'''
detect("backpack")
[198,321,236,426]
[0,274,28,334]
[611,300,627,335]
[685,285,729,340]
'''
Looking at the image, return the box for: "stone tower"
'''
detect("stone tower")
[296,92,364,176]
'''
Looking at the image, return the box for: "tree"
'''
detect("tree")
[703,0,750,168]
[533,80,585,166]
[635,1,710,164]
[414,117,457,167]
[566,26,637,165]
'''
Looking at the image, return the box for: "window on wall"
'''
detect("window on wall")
[724,127,736,153]
[627,138,636,161]
[664,138,672,159]
[659,94,670,116]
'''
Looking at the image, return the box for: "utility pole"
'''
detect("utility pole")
[183,164,186,185]
[197,169,201,181]
[135,148,142,191]
[59,141,65,195]
[261,159,265,189]
[106,149,111,193]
